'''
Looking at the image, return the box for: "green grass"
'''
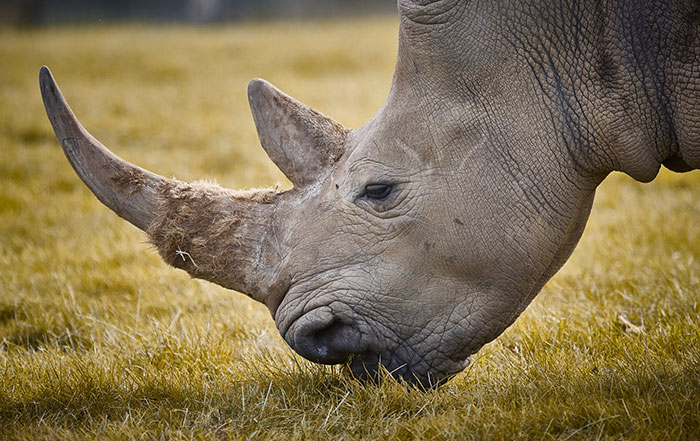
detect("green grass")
[1,18,700,440]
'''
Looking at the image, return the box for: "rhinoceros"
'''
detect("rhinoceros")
[40,0,700,386]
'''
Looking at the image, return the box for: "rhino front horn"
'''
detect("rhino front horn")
[39,66,168,231]
[39,66,284,304]
[248,79,349,187]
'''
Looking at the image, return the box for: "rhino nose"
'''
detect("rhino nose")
[290,318,366,365]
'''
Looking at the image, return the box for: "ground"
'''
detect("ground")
[1,18,699,440]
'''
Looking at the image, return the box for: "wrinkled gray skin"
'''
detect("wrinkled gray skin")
[41,0,700,386]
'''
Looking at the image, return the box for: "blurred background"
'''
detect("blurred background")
[0,0,397,26]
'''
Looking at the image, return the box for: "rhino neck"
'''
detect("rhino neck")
[518,0,700,182]
[392,0,700,185]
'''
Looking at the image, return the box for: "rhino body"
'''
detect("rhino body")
[40,0,700,385]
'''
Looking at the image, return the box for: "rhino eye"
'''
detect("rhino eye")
[364,184,393,200]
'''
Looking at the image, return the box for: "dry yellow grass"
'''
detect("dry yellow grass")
[1,18,700,440]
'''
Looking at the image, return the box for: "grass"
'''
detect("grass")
[1,18,700,440]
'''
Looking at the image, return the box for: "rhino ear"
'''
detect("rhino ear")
[248,79,348,187]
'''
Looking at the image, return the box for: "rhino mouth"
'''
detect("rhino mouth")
[348,352,473,388]
[280,302,473,387]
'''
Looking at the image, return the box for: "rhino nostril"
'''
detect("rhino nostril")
[313,320,346,354]
[295,319,365,364]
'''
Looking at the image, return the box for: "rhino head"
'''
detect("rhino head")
[42,0,695,385]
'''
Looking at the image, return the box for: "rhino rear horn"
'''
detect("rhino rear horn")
[248,79,348,187]
[39,66,168,231]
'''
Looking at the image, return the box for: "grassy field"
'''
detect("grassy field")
[1,18,700,440]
